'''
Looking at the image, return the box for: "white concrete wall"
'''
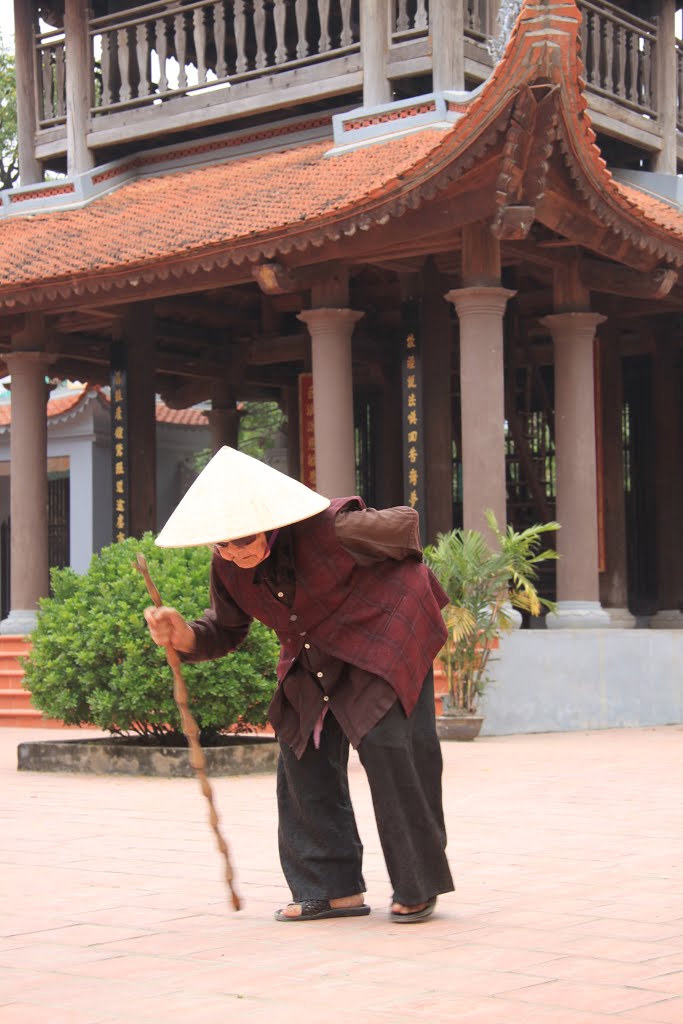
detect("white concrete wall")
[156,423,210,531]
[480,630,683,735]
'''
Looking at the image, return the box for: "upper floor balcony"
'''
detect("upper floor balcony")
[14,0,683,184]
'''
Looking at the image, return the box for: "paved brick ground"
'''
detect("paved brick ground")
[1,724,683,1023]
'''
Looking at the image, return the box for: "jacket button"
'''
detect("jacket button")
[304,643,311,650]
[277,591,284,598]
[290,614,298,621]
[323,695,330,702]
[317,671,324,678]
[299,631,307,636]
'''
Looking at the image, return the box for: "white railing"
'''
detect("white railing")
[578,0,657,117]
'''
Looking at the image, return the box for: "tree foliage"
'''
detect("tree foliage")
[195,400,286,471]
[23,534,280,742]
[0,37,18,191]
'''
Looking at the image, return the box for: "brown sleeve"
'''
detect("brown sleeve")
[334,505,423,566]
[181,557,252,663]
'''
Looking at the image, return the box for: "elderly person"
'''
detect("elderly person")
[145,446,454,923]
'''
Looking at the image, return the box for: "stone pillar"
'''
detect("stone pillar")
[650,335,683,627]
[431,0,464,92]
[541,313,610,628]
[445,286,514,537]
[361,0,391,106]
[297,308,363,498]
[65,0,95,176]
[13,0,42,185]
[0,349,53,635]
[599,331,635,627]
[651,0,677,175]
[421,260,453,542]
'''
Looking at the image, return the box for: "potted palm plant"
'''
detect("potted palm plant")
[424,511,559,741]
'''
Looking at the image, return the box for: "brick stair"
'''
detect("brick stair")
[0,636,65,728]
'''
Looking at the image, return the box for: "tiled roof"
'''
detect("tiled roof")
[0,130,448,292]
[0,0,680,307]
[0,387,209,427]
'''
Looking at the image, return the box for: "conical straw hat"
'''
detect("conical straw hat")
[156,446,330,548]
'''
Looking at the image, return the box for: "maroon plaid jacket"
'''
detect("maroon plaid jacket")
[214,497,449,716]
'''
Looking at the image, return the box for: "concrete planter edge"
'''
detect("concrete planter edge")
[17,734,279,777]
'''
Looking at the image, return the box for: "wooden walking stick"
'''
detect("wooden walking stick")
[135,552,242,911]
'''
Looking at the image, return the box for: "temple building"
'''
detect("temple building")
[0,0,682,732]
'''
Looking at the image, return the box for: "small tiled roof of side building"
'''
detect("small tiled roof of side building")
[0,386,209,428]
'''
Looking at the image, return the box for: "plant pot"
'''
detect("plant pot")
[436,714,484,742]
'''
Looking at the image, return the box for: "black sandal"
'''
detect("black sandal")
[274,899,371,922]
[389,896,437,924]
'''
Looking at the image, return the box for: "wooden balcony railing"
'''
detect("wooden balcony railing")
[578,0,657,118]
[37,27,66,127]
[391,0,488,44]
[33,0,675,144]
[88,0,360,114]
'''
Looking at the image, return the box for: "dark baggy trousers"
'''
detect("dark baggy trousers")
[276,670,455,906]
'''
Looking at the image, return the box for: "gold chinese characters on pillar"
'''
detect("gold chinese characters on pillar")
[401,304,425,512]
[110,362,129,543]
[298,372,316,490]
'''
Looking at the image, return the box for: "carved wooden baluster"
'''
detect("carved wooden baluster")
[118,27,132,102]
[604,15,614,96]
[415,0,428,30]
[175,12,188,89]
[40,47,52,120]
[627,29,638,105]
[235,0,248,72]
[615,23,625,98]
[136,22,150,97]
[339,0,352,46]
[642,32,652,110]
[254,0,267,69]
[273,0,287,63]
[55,42,66,118]
[579,5,588,78]
[396,0,409,32]
[194,7,208,83]
[318,0,331,52]
[156,16,168,93]
[295,0,307,57]
[100,30,112,106]
[214,0,228,77]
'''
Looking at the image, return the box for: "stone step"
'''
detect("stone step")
[0,689,35,710]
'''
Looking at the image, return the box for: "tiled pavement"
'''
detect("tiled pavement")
[1,724,683,1023]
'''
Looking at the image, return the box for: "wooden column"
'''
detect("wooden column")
[0,316,52,636]
[599,330,635,627]
[122,307,157,537]
[206,379,241,454]
[361,0,391,106]
[13,0,42,186]
[421,258,453,542]
[431,0,464,91]
[65,0,95,176]
[651,0,677,175]
[650,334,683,627]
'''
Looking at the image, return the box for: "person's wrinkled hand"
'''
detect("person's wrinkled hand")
[143,606,196,653]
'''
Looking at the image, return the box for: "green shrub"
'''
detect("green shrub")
[24,534,279,743]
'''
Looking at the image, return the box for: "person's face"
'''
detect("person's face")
[214,532,270,569]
